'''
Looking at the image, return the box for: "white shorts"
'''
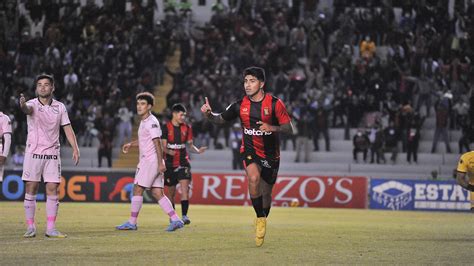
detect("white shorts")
[22,152,61,183]
[134,160,163,188]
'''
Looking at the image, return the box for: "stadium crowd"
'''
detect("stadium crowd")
[0,0,473,166]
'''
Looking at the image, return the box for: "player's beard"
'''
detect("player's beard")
[247,88,262,98]
[38,91,53,99]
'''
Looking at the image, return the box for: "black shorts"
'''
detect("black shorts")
[164,165,192,187]
[242,153,280,185]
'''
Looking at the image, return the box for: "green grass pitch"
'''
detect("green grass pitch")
[0,202,473,264]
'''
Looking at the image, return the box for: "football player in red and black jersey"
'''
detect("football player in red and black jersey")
[162,103,207,225]
[201,67,294,247]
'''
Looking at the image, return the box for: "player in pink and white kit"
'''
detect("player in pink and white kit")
[19,74,80,238]
[116,92,184,232]
[0,105,12,182]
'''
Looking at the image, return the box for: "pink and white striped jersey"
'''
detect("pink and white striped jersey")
[138,114,162,162]
[25,98,70,154]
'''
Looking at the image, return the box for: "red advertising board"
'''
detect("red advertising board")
[1,171,368,208]
[174,174,368,208]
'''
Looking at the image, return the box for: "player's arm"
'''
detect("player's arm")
[455,171,474,191]
[63,124,80,166]
[257,122,294,135]
[0,133,11,166]
[19,93,33,115]
[201,97,239,125]
[257,99,294,135]
[153,138,166,173]
[161,139,175,156]
[186,140,207,154]
[122,139,138,154]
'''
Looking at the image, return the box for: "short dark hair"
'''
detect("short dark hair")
[36,74,55,85]
[136,92,155,106]
[243,66,265,82]
[171,103,187,113]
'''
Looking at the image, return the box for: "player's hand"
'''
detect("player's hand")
[197,146,208,154]
[122,143,131,154]
[200,97,212,116]
[158,161,166,173]
[256,121,275,132]
[0,156,6,166]
[167,149,176,156]
[466,184,474,192]
[72,149,80,166]
[19,93,26,107]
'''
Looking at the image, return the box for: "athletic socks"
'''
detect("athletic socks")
[128,196,143,225]
[24,193,37,229]
[263,207,271,217]
[159,196,180,222]
[251,196,266,218]
[46,195,59,231]
[181,200,189,216]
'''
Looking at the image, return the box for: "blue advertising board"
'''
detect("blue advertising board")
[370,179,471,211]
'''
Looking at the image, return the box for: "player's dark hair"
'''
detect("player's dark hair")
[243,67,265,83]
[136,92,155,106]
[171,103,187,113]
[36,74,55,85]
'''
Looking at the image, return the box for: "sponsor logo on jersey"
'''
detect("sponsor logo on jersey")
[32,154,59,160]
[243,128,272,136]
[167,143,186,149]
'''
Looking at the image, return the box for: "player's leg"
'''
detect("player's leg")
[179,179,191,224]
[179,167,192,224]
[44,182,67,238]
[43,155,68,238]
[116,184,144,230]
[245,162,265,218]
[23,181,39,238]
[164,168,178,209]
[260,181,274,217]
[260,162,279,218]
[244,160,267,247]
[22,153,42,238]
[151,186,184,232]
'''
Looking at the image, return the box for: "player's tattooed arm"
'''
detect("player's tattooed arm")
[201,96,227,125]
[456,172,474,191]
[19,93,33,115]
[257,121,294,135]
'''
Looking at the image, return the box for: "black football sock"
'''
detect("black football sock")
[251,196,266,218]
[181,200,189,216]
[263,206,271,217]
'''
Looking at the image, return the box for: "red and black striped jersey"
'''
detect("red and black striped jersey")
[161,121,193,167]
[221,93,291,161]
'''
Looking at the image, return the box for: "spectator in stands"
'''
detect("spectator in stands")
[369,124,385,164]
[353,129,370,163]
[360,36,376,60]
[312,99,331,152]
[431,97,452,153]
[229,123,243,170]
[98,129,113,168]
[116,101,133,147]
[384,121,400,164]
[294,99,311,163]
[458,120,473,154]
[406,117,422,164]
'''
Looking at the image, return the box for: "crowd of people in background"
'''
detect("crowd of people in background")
[1,0,473,166]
